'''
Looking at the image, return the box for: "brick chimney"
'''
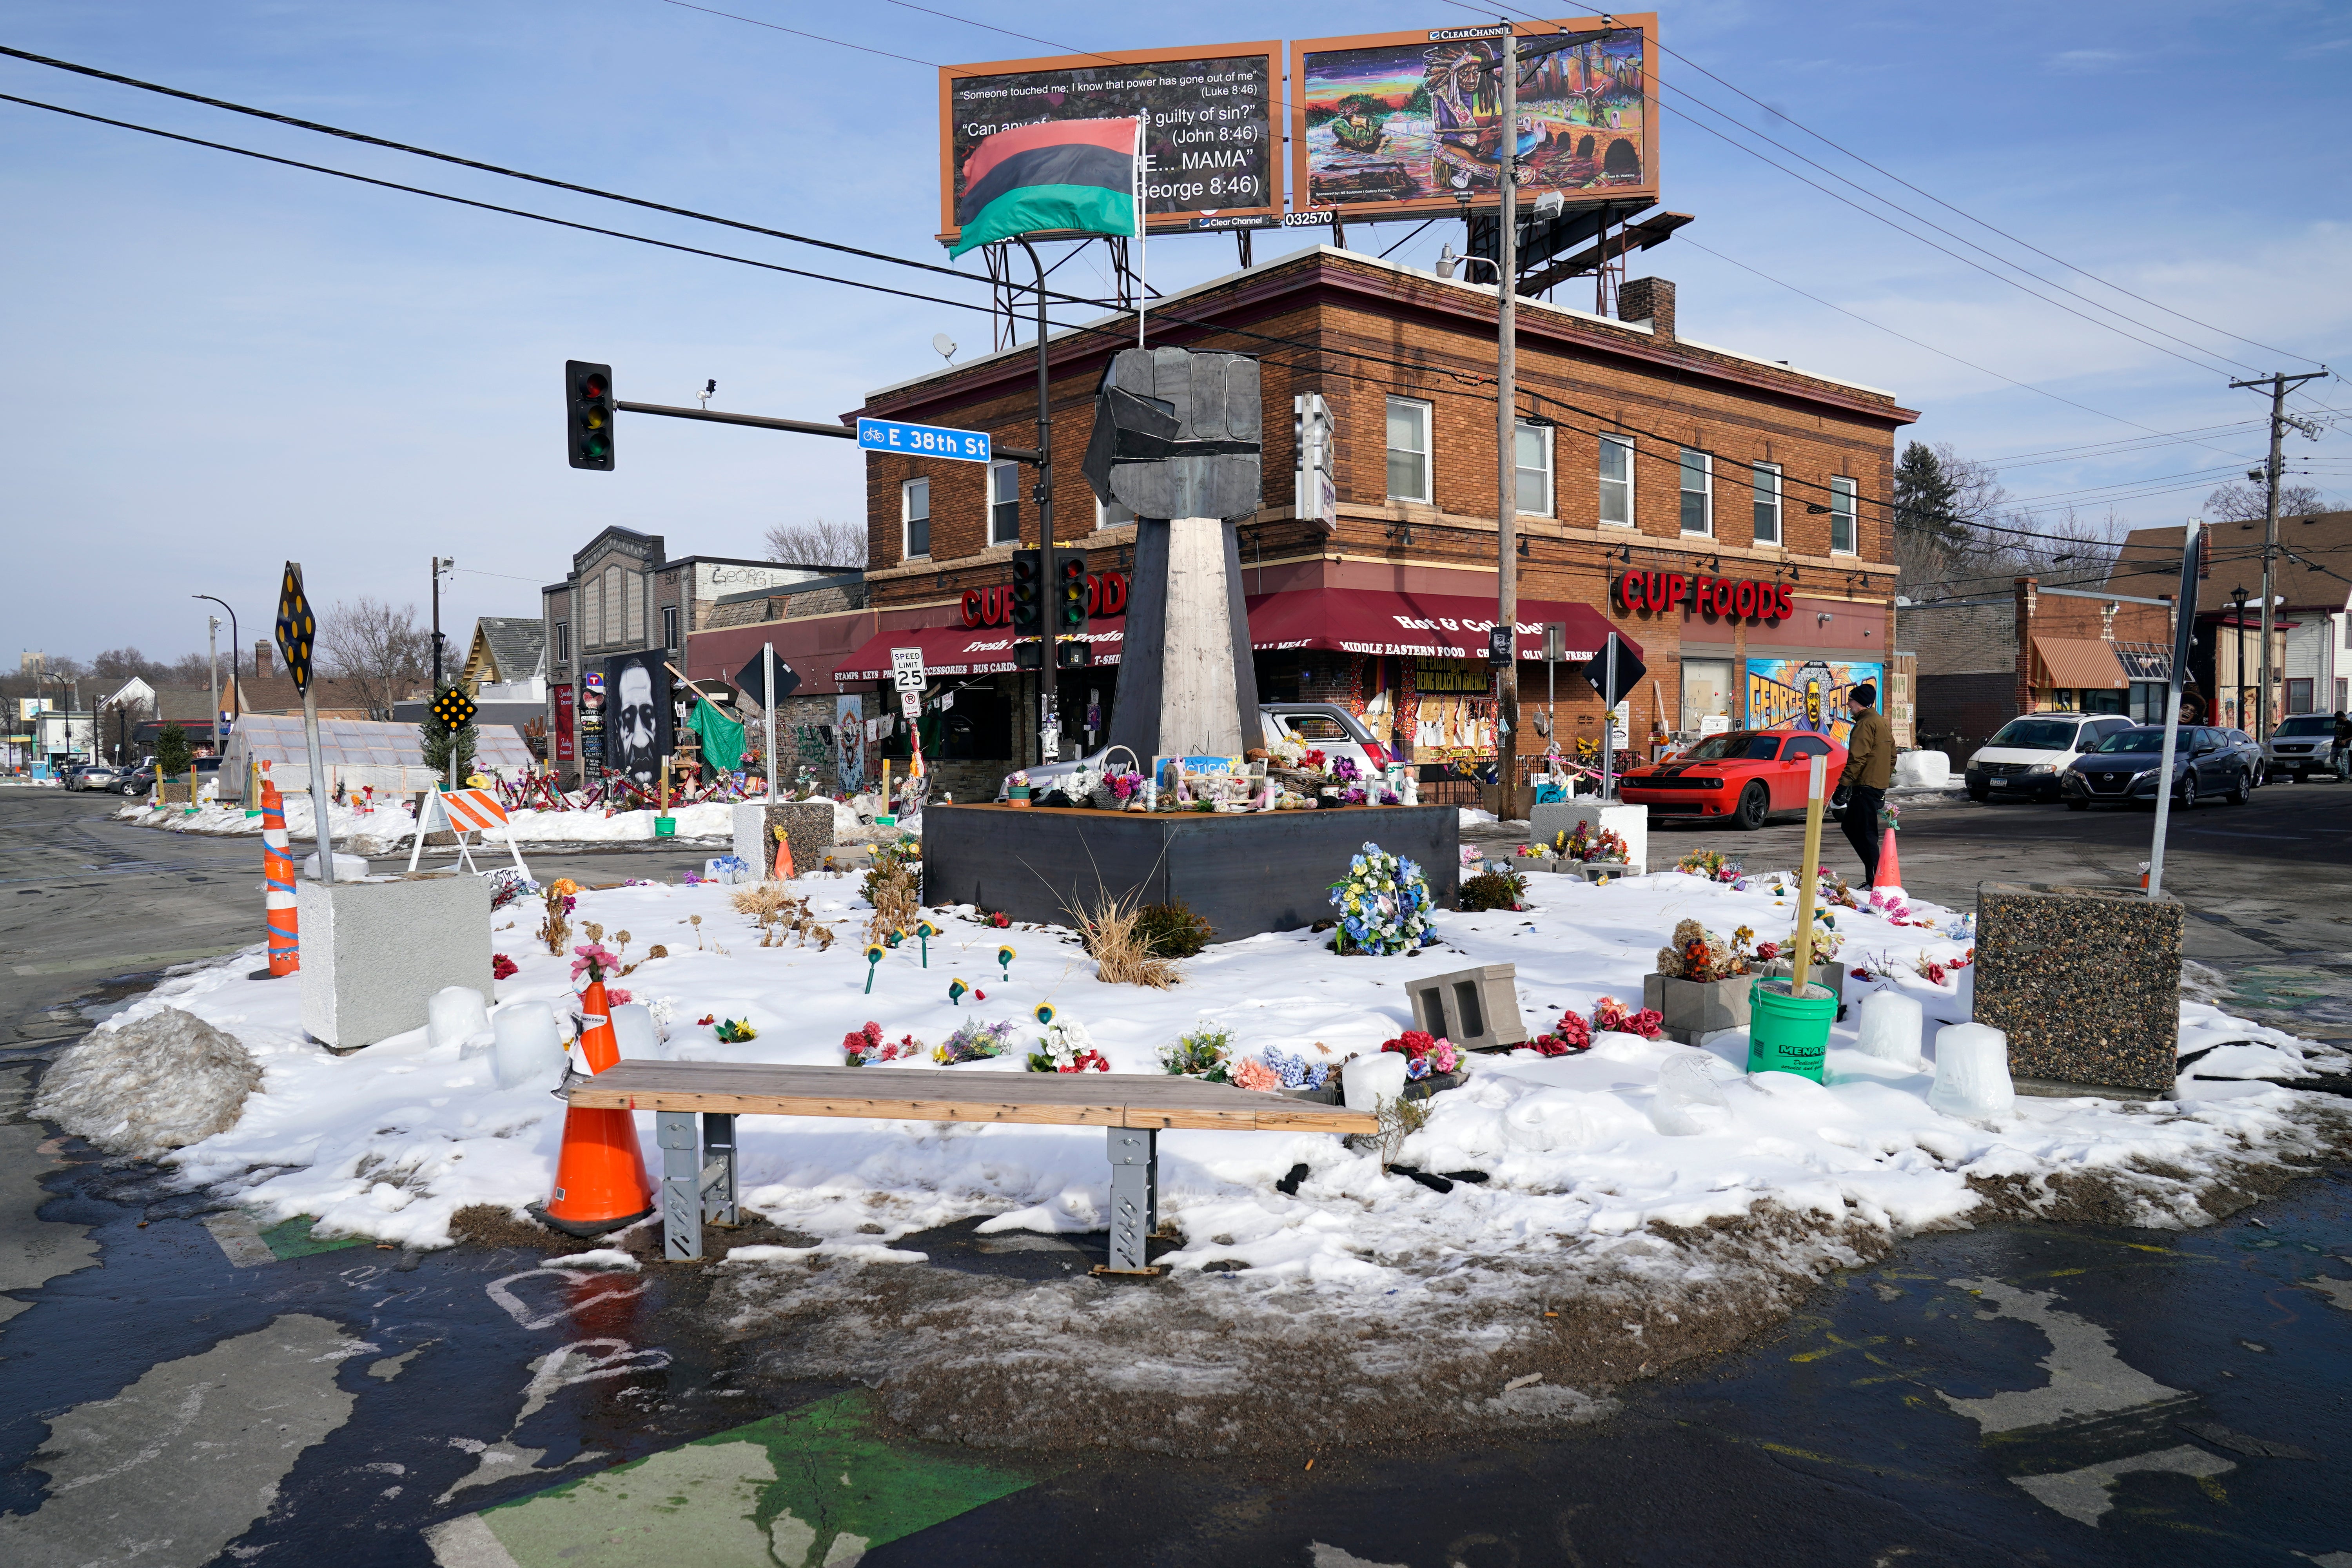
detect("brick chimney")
[1618,276,1675,340]
[254,639,272,677]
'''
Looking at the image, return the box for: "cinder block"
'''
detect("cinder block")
[1526,802,1649,875]
[1406,962,1526,1051]
[1974,882,2182,1092]
[298,874,492,1050]
[1642,973,1752,1045]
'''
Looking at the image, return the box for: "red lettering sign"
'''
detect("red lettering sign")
[964,571,1129,627]
[1611,572,1789,623]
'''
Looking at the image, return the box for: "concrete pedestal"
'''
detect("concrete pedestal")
[297,874,492,1050]
[922,803,1458,941]
[1527,802,1649,875]
[734,800,836,877]
[1643,972,1755,1045]
[1974,882,2183,1093]
[1105,517,1262,764]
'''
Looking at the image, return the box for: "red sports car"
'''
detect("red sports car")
[1617,728,1848,829]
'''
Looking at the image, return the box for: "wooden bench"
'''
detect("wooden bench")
[566,1062,1377,1273]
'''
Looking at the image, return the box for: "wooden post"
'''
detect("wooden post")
[881,758,892,815]
[1789,753,1828,986]
[659,756,670,815]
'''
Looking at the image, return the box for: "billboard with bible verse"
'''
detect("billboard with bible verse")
[1291,14,1655,218]
[938,42,1279,243]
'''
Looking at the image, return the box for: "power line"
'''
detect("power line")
[655,0,938,66]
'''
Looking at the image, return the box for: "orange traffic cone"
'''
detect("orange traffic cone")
[1873,825,1904,897]
[772,827,795,881]
[534,979,653,1238]
[262,777,299,976]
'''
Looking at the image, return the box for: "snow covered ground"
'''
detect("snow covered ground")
[85,858,2347,1451]
[113,796,871,853]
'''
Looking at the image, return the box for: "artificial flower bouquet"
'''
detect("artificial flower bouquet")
[1028,1016,1109,1073]
[933,1016,1015,1065]
[1674,848,1744,883]
[1590,995,1666,1040]
[842,1021,926,1066]
[1380,1029,1462,1080]
[1328,842,1435,956]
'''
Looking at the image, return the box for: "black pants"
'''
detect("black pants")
[1840,785,1884,885]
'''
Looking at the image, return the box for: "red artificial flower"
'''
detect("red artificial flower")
[697,1013,716,1027]
[1849,967,1874,981]
[989,911,1011,929]
[491,953,518,980]
[1756,941,1781,962]
[974,988,986,1001]
[1381,1029,1439,1061]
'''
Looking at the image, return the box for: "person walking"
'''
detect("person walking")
[2332,709,2351,781]
[1831,683,1893,886]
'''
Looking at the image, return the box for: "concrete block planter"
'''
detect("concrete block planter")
[1405,962,1527,1050]
[297,873,492,1051]
[1764,959,1849,1017]
[1642,972,1755,1045]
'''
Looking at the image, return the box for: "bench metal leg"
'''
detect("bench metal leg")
[701,1112,738,1227]
[1102,1127,1159,1274]
[658,1110,703,1261]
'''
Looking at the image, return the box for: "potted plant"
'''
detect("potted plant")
[1642,919,1766,1044]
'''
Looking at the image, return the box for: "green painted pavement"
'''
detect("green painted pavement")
[429,1391,1038,1567]
[260,1215,369,1259]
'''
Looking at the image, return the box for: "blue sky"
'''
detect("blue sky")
[4,0,2348,667]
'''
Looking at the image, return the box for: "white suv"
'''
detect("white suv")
[2265,713,2344,781]
[1965,712,2137,802]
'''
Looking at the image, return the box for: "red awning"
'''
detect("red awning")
[1244,588,1630,663]
[834,617,1127,680]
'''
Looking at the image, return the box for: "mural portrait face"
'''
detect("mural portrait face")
[602,654,670,783]
[618,666,655,757]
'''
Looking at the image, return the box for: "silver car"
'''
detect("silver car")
[2264,714,2343,781]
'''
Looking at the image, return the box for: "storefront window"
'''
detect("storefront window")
[1830,476,1857,554]
[1514,422,1552,515]
[1679,448,1712,535]
[1681,657,1733,731]
[1386,397,1431,503]
[1751,463,1781,545]
[1598,434,1634,526]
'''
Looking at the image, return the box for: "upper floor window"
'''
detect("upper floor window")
[1385,397,1431,504]
[1514,421,1553,517]
[554,620,570,665]
[1751,463,1782,546]
[989,460,1021,546]
[902,478,931,560]
[583,576,604,647]
[1830,475,1858,554]
[1097,495,1136,530]
[1679,448,1712,535]
[1598,434,1634,526]
[661,604,679,651]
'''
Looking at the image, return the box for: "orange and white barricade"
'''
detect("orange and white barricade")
[407,785,532,879]
[261,775,299,976]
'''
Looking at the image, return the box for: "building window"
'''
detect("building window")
[583,576,604,648]
[1751,462,1782,545]
[1385,397,1431,503]
[902,478,931,559]
[989,460,1021,546]
[1830,476,1857,554]
[621,567,644,644]
[1514,422,1553,516]
[1598,434,1634,526]
[662,604,679,652]
[554,620,570,665]
[1679,448,1712,535]
[1097,495,1136,530]
[2287,677,2314,715]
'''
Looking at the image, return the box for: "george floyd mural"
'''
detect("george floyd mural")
[601,651,673,784]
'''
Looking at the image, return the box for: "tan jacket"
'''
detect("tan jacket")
[1840,707,1894,790]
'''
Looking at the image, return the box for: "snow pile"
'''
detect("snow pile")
[35,1007,263,1158]
[116,796,759,850]
[83,858,2348,1449]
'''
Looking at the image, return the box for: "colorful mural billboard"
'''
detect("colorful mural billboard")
[937,43,1279,243]
[1290,15,1655,217]
[1746,659,1884,746]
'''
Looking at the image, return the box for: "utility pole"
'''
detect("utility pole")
[430,556,456,688]
[1493,24,1522,793]
[2228,370,2326,741]
[206,615,221,759]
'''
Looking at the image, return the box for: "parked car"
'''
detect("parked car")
[71,763,128,791]
[999,702,1387,801]
[2218,727,2267,788]
[1964,712,2138,802]
[1617,728,1847,829]
[2062,725,2254,809]
[2263,713,2343,781]
[119,756,221,796]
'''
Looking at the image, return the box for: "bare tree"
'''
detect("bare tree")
[764,516,866,570]
[318,597,431,719]
[2202,481,2326,522]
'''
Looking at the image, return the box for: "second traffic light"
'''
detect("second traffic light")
[566,360,615,470]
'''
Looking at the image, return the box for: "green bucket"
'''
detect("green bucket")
[1746,977,1837,1081]
[653,815,676,838]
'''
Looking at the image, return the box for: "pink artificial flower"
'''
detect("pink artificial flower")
[605,988,632,1007]
[1231,1057,1282,1092]
[1428,1040,1460,1075]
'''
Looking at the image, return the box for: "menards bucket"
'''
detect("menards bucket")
[1746,977,1837,1081]
[654,815,677,838]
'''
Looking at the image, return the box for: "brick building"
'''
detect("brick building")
[687,245,1916,796]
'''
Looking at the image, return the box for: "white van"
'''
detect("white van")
[1965,712,2138,802]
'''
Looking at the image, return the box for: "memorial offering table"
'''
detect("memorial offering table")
[921,802,1459,941]
[566,1062,1376,1272]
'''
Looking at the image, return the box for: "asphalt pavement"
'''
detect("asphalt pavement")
[4,784,2349,1566]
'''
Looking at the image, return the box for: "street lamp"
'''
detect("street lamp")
[192,595,241,724]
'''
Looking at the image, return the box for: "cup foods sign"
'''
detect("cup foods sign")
[1613,570,1794,622]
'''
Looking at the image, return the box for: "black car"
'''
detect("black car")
[2062,725,2254,810]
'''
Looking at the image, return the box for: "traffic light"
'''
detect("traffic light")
[1053,551,1091,666]
[1010,546,1045,642]
[566,359,615,470]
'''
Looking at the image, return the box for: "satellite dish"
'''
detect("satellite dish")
[931,333,956,363]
